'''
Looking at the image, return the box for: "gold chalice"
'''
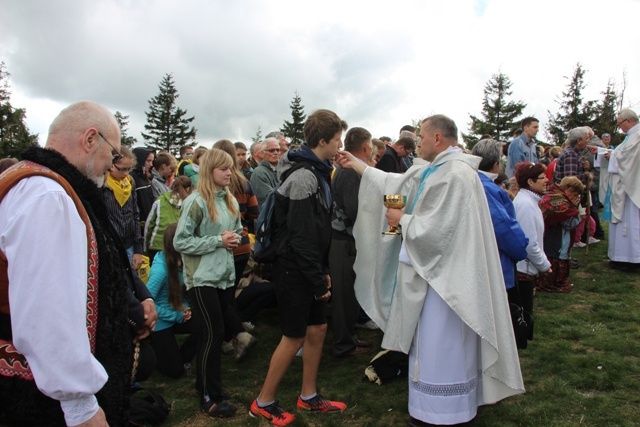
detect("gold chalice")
[383,194,407,235]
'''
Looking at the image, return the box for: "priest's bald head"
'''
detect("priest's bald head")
[418,115,458,162]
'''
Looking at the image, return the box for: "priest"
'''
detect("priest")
[600,108,640,272]
[336,114,524,426]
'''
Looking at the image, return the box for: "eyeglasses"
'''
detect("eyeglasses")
[617,118,629,127]
[533,174,547,181]
[265,148,281,153]
[98,131,123,164]
[112,164,133,172]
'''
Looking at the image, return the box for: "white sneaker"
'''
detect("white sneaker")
[573,241,587,248]
[356,320,380,330]
[235,332,257,361]
[242,321,255,332]
[588,237,600,244]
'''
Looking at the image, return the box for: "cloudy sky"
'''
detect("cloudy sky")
[1,0,639,147]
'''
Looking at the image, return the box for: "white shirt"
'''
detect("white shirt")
[0,176,107,426]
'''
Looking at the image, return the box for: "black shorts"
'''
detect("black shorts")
[275,264,327,338]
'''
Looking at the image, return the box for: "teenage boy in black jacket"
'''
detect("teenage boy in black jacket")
[250,110,348,426]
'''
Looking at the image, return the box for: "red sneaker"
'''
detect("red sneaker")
[296,394,347,412]
[249,400,295,426]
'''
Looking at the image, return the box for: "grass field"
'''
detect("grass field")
[146,234,640,426]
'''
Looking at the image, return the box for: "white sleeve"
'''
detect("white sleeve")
[608,150,620,174]
[0,177,107,426]
[515,200,550,273]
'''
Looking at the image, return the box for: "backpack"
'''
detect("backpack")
[128,387,171,426]
[254,162,314,263]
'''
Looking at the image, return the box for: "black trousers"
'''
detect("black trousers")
[508,274,535,341]
[235,281,277,322]
[187,286,243,402]
[328,236,361,355]
[150,319,199,378]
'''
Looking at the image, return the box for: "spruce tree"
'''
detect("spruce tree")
[141,73,196,155]
[114,111,138,147]
[281,92,306,145]
[252,126,263,143]
[0,62,38,158]
[546,63,595,145]
[462,71,525,149]
[591,80,619,142]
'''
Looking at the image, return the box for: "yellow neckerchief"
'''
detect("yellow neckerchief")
[106,174,133,207]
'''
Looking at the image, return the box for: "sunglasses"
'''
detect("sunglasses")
[265,148,281,153]
[98,131,123,164]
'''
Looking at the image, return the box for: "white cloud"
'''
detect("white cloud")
[1,0,638,146]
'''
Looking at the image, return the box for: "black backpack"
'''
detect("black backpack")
[128,387,171,426]
[254,162,314,263]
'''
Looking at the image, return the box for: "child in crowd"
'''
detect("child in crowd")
[145,176,192,263]
[174,149,256,418]
[102,146,144,270]
[147,223,199,378]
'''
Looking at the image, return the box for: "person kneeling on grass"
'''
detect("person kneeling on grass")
[147,223,199,378]
[250,109,348,426]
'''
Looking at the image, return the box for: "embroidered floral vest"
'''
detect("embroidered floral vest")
[0,161,99,380]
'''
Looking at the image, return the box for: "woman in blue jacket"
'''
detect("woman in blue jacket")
[148,223,199,378]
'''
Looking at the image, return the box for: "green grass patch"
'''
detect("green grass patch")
[144,228,640,426]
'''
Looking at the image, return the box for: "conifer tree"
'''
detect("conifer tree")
[546,63,595,145]
[141,73,196,155]
[462,71,525,149]
[0,62,38,158]
[252,126,263,143]
[114,111,137,147]
[281,92,306,145]
[590,80,619,142]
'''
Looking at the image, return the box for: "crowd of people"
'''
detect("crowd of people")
[0,101,638,427]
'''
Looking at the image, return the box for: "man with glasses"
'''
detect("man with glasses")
[0,102,155,426]
[251,137,281,208]
[375,131,416,173]
[601,109,640,272]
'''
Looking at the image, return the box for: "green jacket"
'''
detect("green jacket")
[145,191,183,251]
[173,190,242,290]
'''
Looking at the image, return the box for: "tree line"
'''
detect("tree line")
[0,61,632,158]
[0,66,307,158]
[462,63,629,149]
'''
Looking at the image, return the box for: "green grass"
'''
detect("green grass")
[147,231,640,426]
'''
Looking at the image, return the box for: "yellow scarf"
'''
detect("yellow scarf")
[106,174,133,207]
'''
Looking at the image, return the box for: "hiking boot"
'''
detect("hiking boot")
[235,331,257,361]
[249,400,295,426]
[201,399,237,418]
[296,394,347,412]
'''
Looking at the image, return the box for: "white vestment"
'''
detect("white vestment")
[353,149,524,424]
[601,123,640,263]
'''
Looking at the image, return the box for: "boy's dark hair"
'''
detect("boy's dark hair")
[303,109,347,148]
[344,127,372,153]
[395,132,416,151]
[153,153,172,169]
[179,145,193,157]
